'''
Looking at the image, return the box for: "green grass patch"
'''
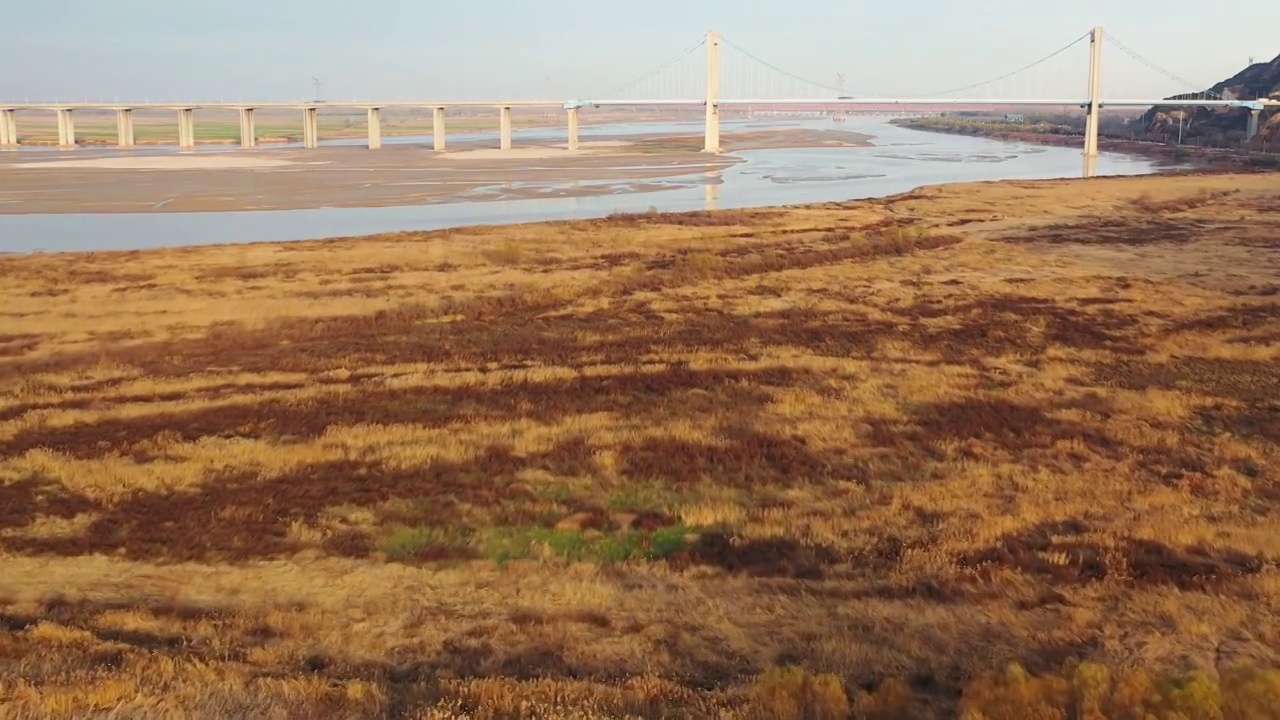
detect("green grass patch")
[381,526,439,559]
[378,524,476,562]
[480,525,695,565]
[605,485,686,513]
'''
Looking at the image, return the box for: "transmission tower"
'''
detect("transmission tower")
[833,72,849,121]
[312,77,323,102]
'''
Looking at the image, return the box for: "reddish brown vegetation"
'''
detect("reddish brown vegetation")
[865,398,1121,459]
[4,442,596,562]
[0,333,41,358]
[885,294,1143,360]
[1130,190,1240,214]
[1172,303,1280,344]
[672,533,839,580]
[0,230,964,379]
[618,427,837,488]
[1092,357,1280,403]
[960,521,1266,591]
[1031,217,1214,246]
[0,379,310,424]
[1194,402,1280,443]
[0,475,98,530]
[0,367,797,460]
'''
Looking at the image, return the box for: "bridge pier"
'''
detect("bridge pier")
[703,31,722,153]
[0,109,15,148]
[567,107,579,150]
[56,109,75,149]
[367,107,382,150]
[1082,155,1098,179]
[499,106,512,151]
[302,107,319,149]
[116,109,135,149]
[1247,109,1261,140]
[433,107,446,151]
[239,108,256,148]
[177,108,195,150]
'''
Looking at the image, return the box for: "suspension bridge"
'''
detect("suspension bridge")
[1,25,1274,173]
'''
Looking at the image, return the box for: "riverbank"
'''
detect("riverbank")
[892,116,1280,169]
[2,171,1279,718]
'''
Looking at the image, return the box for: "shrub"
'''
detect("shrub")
[854,677,913,719]
[748,665,849,720]
[959,663,1069,720]
[1071,662,1111,720]
[1105,668,1164,720]
[1222,666,1280,719]
[483,240,523,266]
[957,663,1280,720]
[677,251,722,277]
[1158,672,1224,720]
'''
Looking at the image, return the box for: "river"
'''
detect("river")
[0,117,1170,253]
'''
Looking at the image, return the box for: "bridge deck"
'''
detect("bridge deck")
[1,99,1274,112]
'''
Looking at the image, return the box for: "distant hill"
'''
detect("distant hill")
[1141,52,1279,145]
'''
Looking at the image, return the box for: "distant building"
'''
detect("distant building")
[1003,114,1025,123]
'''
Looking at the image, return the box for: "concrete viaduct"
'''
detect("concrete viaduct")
[3,97,1271,155]
[0,101,585,152]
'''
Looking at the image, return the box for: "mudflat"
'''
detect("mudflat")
[0,127,872,214]
[2,172,1279,718]
[0,143,733,214]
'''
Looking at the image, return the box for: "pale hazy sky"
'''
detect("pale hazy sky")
[5,0,1275,103]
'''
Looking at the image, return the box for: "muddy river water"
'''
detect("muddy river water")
[0,117,1170,253]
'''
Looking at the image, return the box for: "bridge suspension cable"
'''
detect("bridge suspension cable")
[578,26,1239,107]
[1103,32,1223,100]
[917,31,1091,98]
[697,31,1097,102]
[718,36,856,97]
[589,37,707,101]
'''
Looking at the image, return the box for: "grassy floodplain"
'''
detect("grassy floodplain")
[2,172,1280,718]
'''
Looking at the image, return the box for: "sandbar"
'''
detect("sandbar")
[8,155,299,171]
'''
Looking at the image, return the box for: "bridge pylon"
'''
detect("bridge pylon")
[1083,25,1103,176]
[704,30,722,153]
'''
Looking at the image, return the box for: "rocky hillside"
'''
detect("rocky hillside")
[1142,52,1279,145]
[1212,52,1280,100]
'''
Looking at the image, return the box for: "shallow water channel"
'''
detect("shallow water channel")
[0,117,1169,253]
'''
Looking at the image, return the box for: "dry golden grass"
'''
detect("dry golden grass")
[2,171,1280,718]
